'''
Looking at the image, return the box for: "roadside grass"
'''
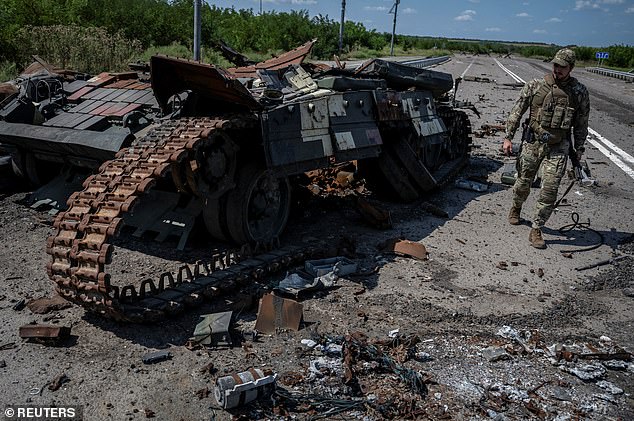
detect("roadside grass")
[0,61,18,82]
[343,46,452,59]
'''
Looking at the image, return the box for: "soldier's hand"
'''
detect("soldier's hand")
[502,138,513,156]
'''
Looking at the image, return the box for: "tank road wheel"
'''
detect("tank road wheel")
[173,130,239,198]
[224,163,291,244]
[10,149,58,186]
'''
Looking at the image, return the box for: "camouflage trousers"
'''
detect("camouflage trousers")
[512,140,568,228]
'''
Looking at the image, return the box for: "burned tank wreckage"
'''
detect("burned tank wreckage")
[0,41,472,321]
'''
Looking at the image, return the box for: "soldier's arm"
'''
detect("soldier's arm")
[572,85,590,152]
[504,81,533,141]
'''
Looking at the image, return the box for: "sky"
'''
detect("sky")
[208,0,634,47]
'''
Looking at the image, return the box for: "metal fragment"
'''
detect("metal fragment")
[190,311,233,346]
[19,325,71,339]
[383,239,428,260]
[141,350,172,364]
[255,294,303,333]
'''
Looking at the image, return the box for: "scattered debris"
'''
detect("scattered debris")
[0,360,6,368]
[381,239,428,260]
[199,362,216,375]
[482,346,511,362]
[195,387,211,399]
[455,178,488,192]
[354,196,392,229]
[48,373,69,391]
[463,75,492,83]
[275,271,338,297]
[0,342,17,351]
[596,380,624,395]
[420,201,449,218]
[189,311,233,347]
[575,255,630,271]
[26,295,72,314]
[144,408,155,418]
[560,363,606,381]
[141,350,172,364]
[255,294,303,333]
[305,256,358,277]
[19,324,71,340]
[12,299,26,311]
[214,368,277,409]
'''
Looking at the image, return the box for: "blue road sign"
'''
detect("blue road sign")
[596,52,609,59]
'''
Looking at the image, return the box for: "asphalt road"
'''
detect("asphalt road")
[0,53,632,420]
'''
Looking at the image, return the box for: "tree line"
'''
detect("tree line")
[1,0,632,75]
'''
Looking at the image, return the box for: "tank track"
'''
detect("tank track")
[46,117,321,322]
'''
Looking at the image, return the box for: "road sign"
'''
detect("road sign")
[596,52,609,59]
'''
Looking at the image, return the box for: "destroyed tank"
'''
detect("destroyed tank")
[0,41,472,321]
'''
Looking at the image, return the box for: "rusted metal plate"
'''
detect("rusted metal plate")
[111,102,142,117]
[150,55,260,113]
[383,239,428,260]
[227,39,316,79]
[87,72,116,87]
[255,293,303,333]
[67,85,94,102]
[19,325,71,339]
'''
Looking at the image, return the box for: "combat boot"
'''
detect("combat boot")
[508,206,521,225]
[529,228,546,249]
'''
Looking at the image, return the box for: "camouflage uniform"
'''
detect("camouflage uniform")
[504,49,590,229]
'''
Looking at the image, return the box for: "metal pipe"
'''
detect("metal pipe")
[194,0,202,61]
[390,0,400,56]
[339,0,346,54]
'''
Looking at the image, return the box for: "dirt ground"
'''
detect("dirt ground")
[0,54,633,420]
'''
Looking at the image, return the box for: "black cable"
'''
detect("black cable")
[558,211,604,253]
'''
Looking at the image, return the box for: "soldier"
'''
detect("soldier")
[501,48,590,249]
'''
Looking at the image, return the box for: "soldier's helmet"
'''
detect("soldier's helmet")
[551,48,576,67]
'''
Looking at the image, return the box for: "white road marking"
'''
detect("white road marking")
[495,59,634,181]
[586,136,634,180]
[460,60,474,79]
[588,127,634,165]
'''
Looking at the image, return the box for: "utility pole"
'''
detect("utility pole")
[260,0,262,15]
[339,0,346,54]
[193,0,201,60]
[389,0,400,56]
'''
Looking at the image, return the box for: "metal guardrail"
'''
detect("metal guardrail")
[585,67,634,82]
[400,56,451,68]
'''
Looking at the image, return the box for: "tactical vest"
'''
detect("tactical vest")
[529,73,575,145]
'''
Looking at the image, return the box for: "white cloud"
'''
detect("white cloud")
[533,29,547,34]
[402,7,417,14]
[364,6,389,12]
[601,0,624,4]
[574,1,600,10]
[523,2,530,5]
[485,27,502,32]
[516,12,531,17]
[626,6,634,13]
[454,9,476,21]
[546,17,563,22]
[468,0,480,3]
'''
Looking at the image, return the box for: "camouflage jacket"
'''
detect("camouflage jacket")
[504,74,590,150]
